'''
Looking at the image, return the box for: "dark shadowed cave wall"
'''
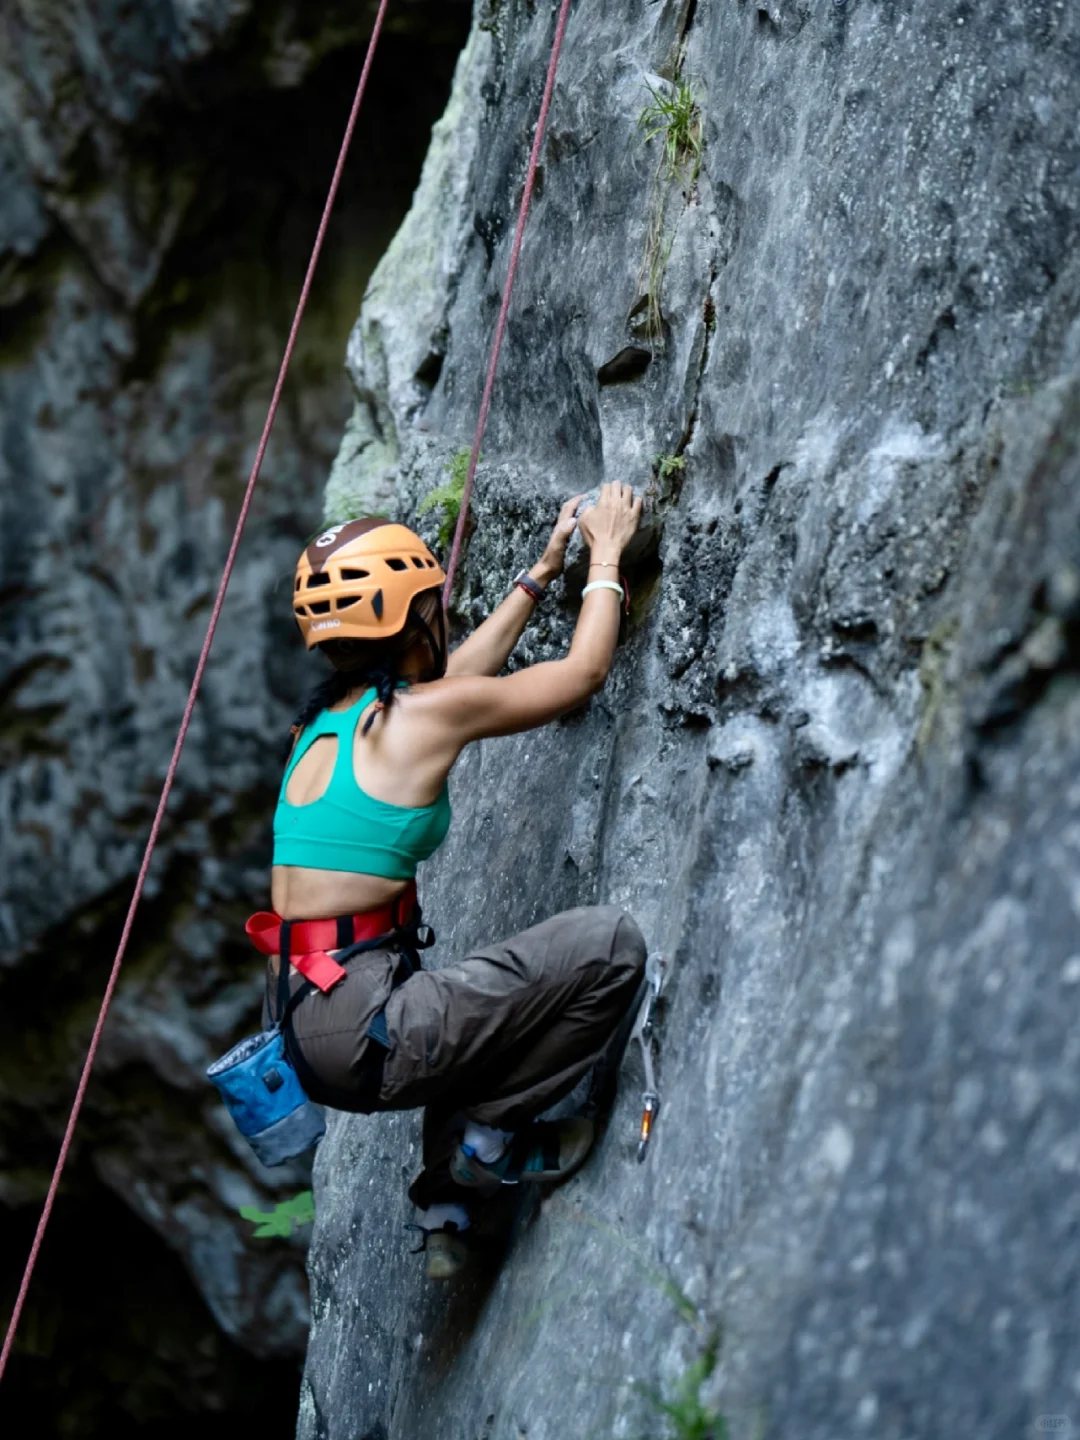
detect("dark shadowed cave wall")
[0,3,469,1435]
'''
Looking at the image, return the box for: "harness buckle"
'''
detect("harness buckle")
[290,949,348,994]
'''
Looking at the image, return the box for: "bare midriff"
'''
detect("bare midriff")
[270,865,411,922]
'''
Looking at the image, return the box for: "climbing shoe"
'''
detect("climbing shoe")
[406,1222,470,1281]
[449,1117,595,1191]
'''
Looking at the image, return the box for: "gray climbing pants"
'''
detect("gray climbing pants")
[269,904,646,1207]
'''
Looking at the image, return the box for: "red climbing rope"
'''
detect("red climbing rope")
[0,0,393,1383]
[442,0,575,604]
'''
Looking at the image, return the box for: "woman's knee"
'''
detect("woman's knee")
[588,904,647,978]
[615,913,647,981]
[506,904,646,984]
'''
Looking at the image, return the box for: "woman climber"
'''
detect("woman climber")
[262,483,645,1278]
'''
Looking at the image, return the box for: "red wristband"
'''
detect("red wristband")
[513,570,546,604]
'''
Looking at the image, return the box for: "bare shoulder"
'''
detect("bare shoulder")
[380,675,502,762]
[403,661,596,742]
[402,674,500,720]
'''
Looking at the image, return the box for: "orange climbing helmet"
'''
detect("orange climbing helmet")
[292,518,445,650]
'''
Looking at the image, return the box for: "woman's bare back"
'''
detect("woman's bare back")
[271,689,452,919]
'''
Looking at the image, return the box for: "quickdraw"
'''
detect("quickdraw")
[632,954,666,1163]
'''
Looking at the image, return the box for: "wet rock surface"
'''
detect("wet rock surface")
[0,1,470,1432]
[301,2,1080,1437]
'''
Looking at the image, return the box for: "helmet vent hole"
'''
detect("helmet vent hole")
[294,577,302,590]
[306,573,331,588]
[309,601,331,615]
[386,558,408,571]
[340,568,370,581]
[411,556,426,569]
[336,596,361,611]
[295,605,309,617]
[426,558,436,567]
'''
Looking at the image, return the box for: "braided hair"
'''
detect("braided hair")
[288,590,445,751]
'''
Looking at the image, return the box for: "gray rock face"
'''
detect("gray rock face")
[301,2,1080,1437]
[0,0,469,1424]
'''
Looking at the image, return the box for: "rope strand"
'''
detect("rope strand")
[0,0,393,1383]
[442,0,575,606]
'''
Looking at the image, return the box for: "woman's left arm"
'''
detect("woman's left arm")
[445,495,583,678]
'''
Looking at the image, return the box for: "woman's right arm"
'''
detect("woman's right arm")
[423,483,641,741]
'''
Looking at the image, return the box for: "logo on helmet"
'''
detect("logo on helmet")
[314,525,348,549]
[311,620,342,632]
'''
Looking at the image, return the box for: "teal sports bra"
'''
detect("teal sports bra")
[273,687,451,879]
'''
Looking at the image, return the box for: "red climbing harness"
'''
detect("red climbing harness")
[245,881,420,992]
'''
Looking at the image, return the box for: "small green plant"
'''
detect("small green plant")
[636,74,704,342]
[240,1190,315,1239]
[638,79,703,183]
[550,1200,731,1440]
[640,1328,727,1439]
[418,448,473,547]
[653,452,686,481]
[648,450,687,510]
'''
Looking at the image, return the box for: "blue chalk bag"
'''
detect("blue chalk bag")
[207,919,327,1167]
[207,1022,325,1168]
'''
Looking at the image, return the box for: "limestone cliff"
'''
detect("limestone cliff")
[301,2,1080,1437]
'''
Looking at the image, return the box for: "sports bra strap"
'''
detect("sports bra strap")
[284,686,377,780]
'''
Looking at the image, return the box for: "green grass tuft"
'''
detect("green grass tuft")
[638,78,703,182]
[550,1201,732,1439]
[636,76,704,341]
[639,1329,727,1440]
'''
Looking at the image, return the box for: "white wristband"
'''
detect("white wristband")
[581,581,623,598]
